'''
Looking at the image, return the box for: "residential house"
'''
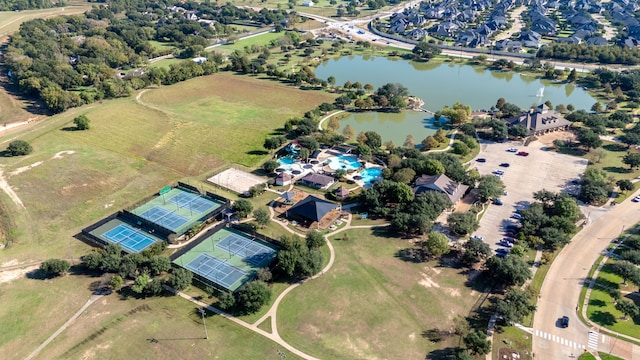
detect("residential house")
[275,172,292,186]
[586,36,608,46]
[411,174,469,207]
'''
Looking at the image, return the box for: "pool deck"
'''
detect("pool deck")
[278,148,384,188]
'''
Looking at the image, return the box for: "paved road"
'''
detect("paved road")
[532,191,640,359]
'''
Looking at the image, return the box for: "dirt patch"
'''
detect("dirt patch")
[0,169,25,208]
[444,288,461,297]
[534,130,576,146]
[10,150,75,176]
[498,347,522,360]
[418,272,441,288]
[0,265,37,284]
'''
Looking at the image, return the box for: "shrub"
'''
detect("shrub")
[6,140,32,156]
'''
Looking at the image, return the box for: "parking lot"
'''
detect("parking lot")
[471,139,589,251]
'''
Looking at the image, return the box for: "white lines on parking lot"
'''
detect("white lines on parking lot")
[535,330,586,350]
[588,331,599,350]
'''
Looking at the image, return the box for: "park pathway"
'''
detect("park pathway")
[24,294,105,360]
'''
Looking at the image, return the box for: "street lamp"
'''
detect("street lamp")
[198,308,209,340]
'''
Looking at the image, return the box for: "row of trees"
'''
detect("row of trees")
[537,43,640,65]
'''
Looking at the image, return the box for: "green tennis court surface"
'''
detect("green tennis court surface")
[132,187,223,235]
[173,228,278,291]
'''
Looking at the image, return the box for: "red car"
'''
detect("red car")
[517,151,529,156]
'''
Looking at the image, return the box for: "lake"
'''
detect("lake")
[314,55,597,144]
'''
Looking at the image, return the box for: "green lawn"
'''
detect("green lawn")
[215,31,286,54]
[148,58,184,69]
[492,326,533,360]
[586,261,640,339]
[276,227,484,359]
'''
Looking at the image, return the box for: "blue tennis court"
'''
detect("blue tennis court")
[139,206,189,231]
[185,253,247,289]
[217,234,276,267]
[102,224,157,253]
[167,192,219,214]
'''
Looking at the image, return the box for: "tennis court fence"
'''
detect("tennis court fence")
[120,210,177,239]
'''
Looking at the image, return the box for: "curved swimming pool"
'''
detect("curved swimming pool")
[326,154,361,171]
[359,167,383,185]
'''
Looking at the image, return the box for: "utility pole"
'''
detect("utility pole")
[198,308,209,340]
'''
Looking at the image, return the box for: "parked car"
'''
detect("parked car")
[507,148,518,152]
[517,151,529,156]
[499,163,510,167]
[633,195,640,202]
[499,240,514,248]
[496,252,508,258]
[493,198,503,205]
[471,235,484,241]
[496,248,510,254]
[476,158,487,163]
[504,231,516,238]
[511,213,522,220]
[561,316,569,328]
[503,237,515,243]
[493,169,505,175]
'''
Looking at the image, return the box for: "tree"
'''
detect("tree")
[102,243,122,273]
[253,207,270,228]
[148,255,171,275]
[263,159,280,173]
[40,259,71,276]
[423,232,450,257]
[145,278,164,296]
[452,142,470,156]
[168,268,193,291]
[263,137,281,151]
[256,268,273,282]
[343,124,355,139]
[82,252,103,270]
[533,189,557,207]
[577,128,602,149]
[421,135,440,150]
[412,40,441,60]
[477,175,506,202]
[6,140,33,156]
[364,131,382,149]
[447,212,479,236]
[463,330,491,355]
[109,274,124,290]
[567,68,578,82]
[508,124,528,138]
[462,238,492,265]
[496,288,537,324]
[552,194,580,221]
[392,167,416,184]
[617,179,634,192]
[356,131,368,145]
[232,199,253,218]
[623,153,640,170]
[591,102,603,113]
[327,117,340,132]
[236,280,272,314]
[305,230,325,249]
[486,256,532,287]
[404,134,415,148]
[73,114,91,130]
[615,300,639,320]
[132,273,150,294]
[610,261,640,285]
[218,291,236,310]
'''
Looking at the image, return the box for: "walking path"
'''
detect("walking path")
[25,294,105,360]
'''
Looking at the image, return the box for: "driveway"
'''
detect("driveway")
[471,139,588,251]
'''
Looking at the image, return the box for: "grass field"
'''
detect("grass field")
[276,227,483,359]
[586,262,640,338]
[492,326,533,360]
[214,31,285,55]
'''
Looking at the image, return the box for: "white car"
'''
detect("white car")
[471,235,484,241]
[634,196,640,202]
[511,213,522,220]
[493,169,505,175]
[507,148,518,152]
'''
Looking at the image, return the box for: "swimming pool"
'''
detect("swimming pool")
[359,167,383,185]
[326,154,361,171]
[278,157,303,173]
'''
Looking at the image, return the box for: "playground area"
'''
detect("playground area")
[172,227,278,291]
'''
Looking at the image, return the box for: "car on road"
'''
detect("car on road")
[633,195,640,202]
[499,163,510,167]
[476,158,487,163]
[517,151,529,156]
[496,248,510,254]
[492,169,505,175]
[561,316,569,328]
[511,213,522,220]
[493,198,503,205]
[507,148,518,152]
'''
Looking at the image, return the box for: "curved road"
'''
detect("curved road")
[532,190,640,359]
